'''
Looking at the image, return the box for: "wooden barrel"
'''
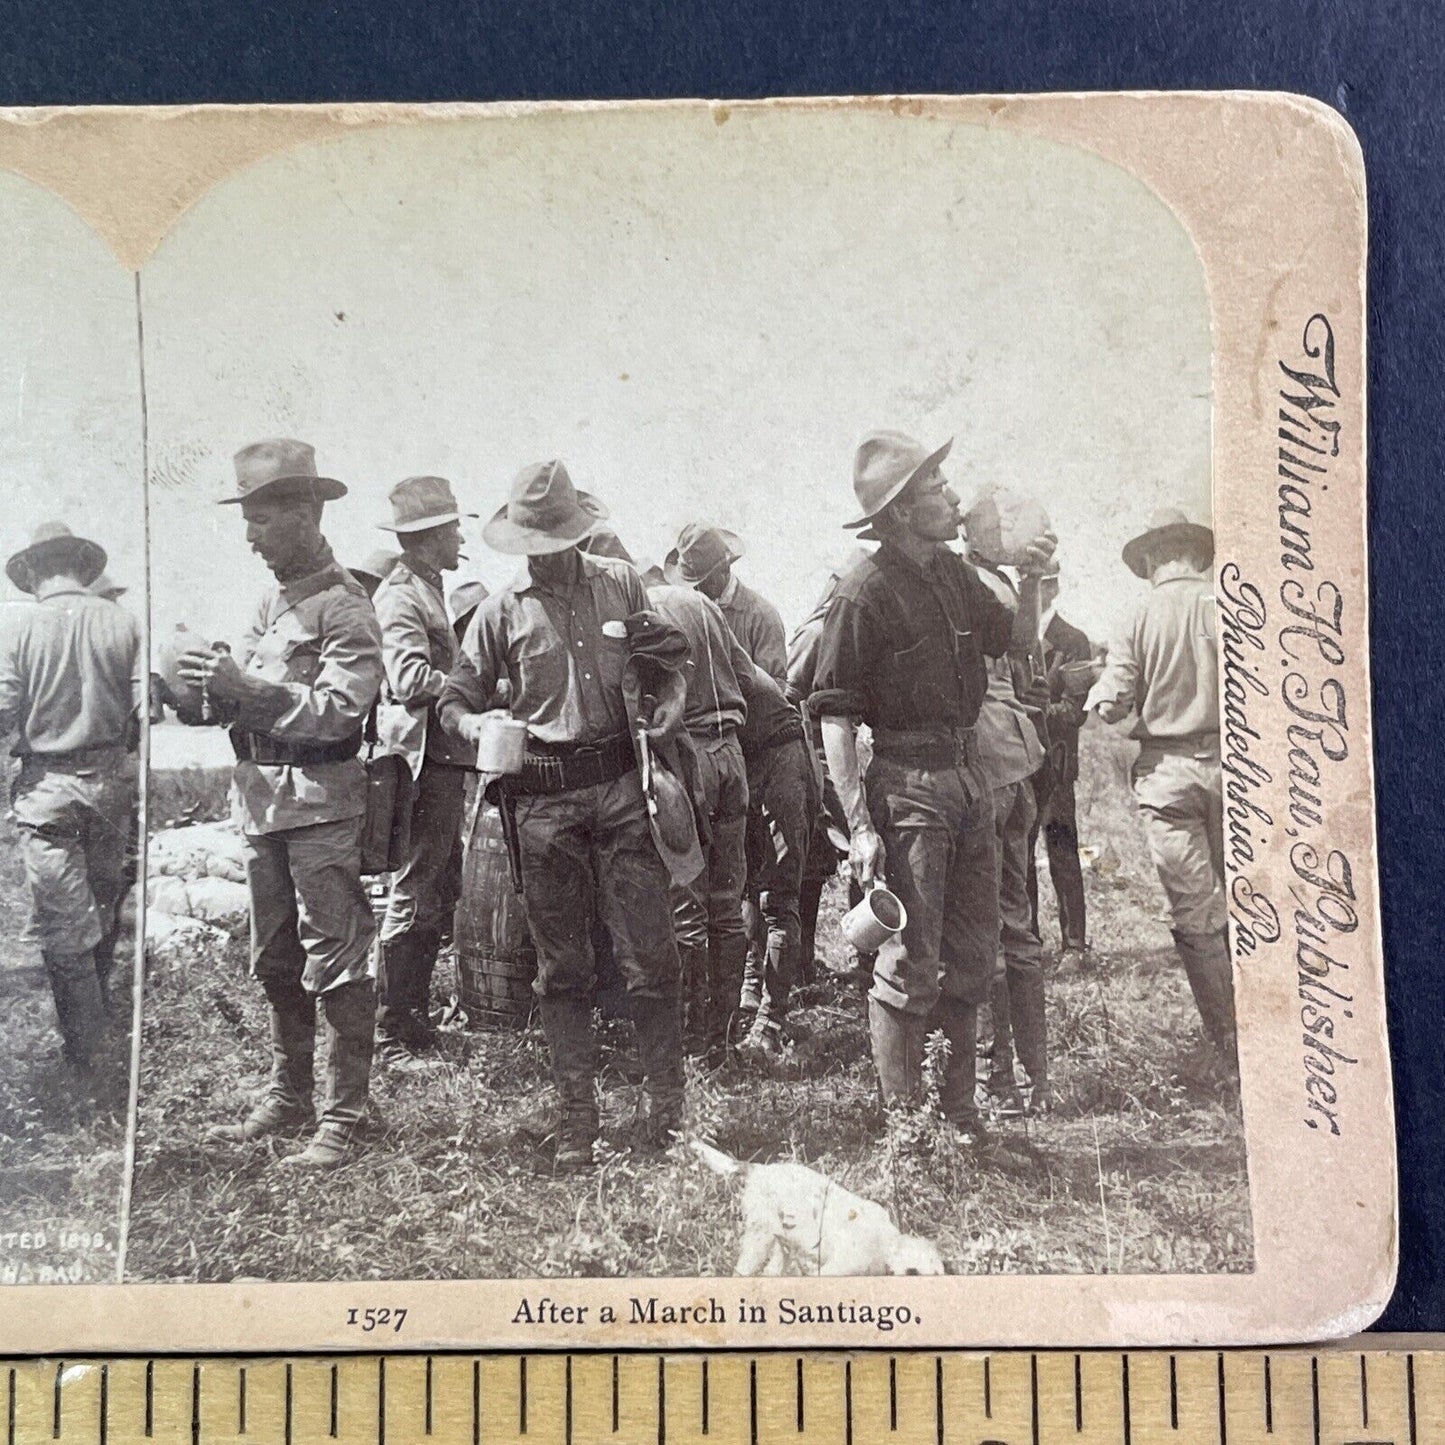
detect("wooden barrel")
[454,780,538,1029]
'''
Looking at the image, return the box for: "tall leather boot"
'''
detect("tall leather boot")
[868,996,925,1110]
[1173,929,1239,1064]
[630,989,685,1147]
[986,974,1024,1114]
[43,948,107,1074]
[537,996,600,1171]
[286,980,376,1169]
[1008,967,1051,1114]
[707,934,750,1059]
[676,944,710,1057]
[798,875,825,987]
[926,996,987,1141]
[210,980,316,1143]
[407,925,443,1047]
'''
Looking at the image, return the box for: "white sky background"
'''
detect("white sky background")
[139,109,1210,647]
[0,173,144,605]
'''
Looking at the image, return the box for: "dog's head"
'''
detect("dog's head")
[887,1234,946,1276]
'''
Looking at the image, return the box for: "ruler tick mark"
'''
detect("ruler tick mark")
[1264,1355,1273,1434]
[192,1364,202,1445]
[239,1367,247,1436]
[1359,1353,1369,1426]
[936,1356,944,1445]
[52,1360,62,1440]
[1407,1354,1418,1445]
[750,1361,758,1445]
[565,1356,572,1445]
[845,1361,853,1445]
[1122,1355,1132,1445]
[1074,1354,1082,1432]
[1217,1353,1228,1445]
[701,1358,709,1436]
[1311,1357,1320,1445]
[613,1355,620,1434]
[329,1365,337,1439]
[520,1357,528,1435]
[472,1361,480,1445]
[889,1358,897,1433]
[283,1364,291,1445]
[983,1355,991,1420]
[7,1366,15,1445]
[1169,1354,1179,1431]
[657,1357,665,1445]
[796,1359,804,1433]
[144,1361,153,1439]
[426,1356,434,1436]
[1030,1354,1040,1445]
[99,1364,108,1445]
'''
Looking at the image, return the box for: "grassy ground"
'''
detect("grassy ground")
[127,725,1251,1282]
[0,752,132,1285]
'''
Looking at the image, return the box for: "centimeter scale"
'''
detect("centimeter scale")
[5,1346,1444,1445]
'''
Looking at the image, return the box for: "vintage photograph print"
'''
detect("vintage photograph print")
[0,95,1390,1350]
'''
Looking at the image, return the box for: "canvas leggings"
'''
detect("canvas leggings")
[987,776,1048,1090]
[241,812,379,1130]
[740,737,818,1025]
[1132,746,1237,1053]
[670,732,749,1038]
[11,753,137,1065]
[377,759,465,1042]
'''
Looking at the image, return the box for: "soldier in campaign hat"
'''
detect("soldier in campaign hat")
[440,460,688,1172]
[810,430,1055,1140]
[0,522,142,1078]
[1087,507,1236,1064]
[371,476,478,1067]
[182,439,384,1168]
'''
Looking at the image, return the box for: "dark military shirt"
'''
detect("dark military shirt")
[809,541,1013,731]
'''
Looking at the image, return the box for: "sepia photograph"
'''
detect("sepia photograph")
[125,108,1248,1284]
[0,96,1389,1351]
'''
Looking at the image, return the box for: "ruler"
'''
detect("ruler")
[4,1348,1442,1444]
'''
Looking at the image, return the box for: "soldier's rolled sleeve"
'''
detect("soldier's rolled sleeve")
[0,624,22,738]
[377,585,448,705]
[966,565,1017,658]
[808,596,873,719]
[258,592,383,742]
[1086,626,1138,723]
[438,608,501,735]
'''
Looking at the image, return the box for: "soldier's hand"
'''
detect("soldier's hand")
[850,824,885,888]
[1016,532,1060,578]
[195,651,250,702]
[642,687,686,742]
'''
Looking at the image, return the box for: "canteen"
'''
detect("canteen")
[841,884,908,952]
[155,622,207,715]
[476,713,528,775]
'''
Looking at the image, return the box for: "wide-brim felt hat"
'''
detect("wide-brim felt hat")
[845,430,952,529]
[663,524,743,586]
[1122,508,1215,578]
[482,460,607,556]
[89,572,126,599]
[379,474,477,533]
[350,549,402,589]
[448,579,489,628]
[6,523,107,593]
[218,438,347,506]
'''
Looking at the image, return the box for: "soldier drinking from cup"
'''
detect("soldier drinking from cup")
[810,431,1054,1141]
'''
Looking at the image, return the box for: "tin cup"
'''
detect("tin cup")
[840,884,908,952]
[476,714,528,775]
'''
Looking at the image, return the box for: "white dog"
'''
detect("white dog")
[691,1140,945,1276]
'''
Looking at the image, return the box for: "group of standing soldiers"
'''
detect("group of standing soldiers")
[3,424,1236,1174]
